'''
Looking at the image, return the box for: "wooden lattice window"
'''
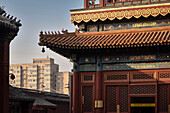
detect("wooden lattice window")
[159,71,170,81]
[107,75,127,80]
[81,73,94,83]
[104,72,128,82]
[105,85,117,112]
[130,85,156,94]
[82,85,93,112]
[130,72,156,81]
[158,85,168,112]
[120,86,128,112]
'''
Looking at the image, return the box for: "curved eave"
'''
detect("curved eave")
[39,26,170,58]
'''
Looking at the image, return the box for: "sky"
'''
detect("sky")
[0,0,83,72]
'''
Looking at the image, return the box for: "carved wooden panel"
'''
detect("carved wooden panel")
[104,72,129,82]
[158,71,170,81]
[158,84,168,112]
[120,86,128,112]
[105,85,117,112]
[130,85,156,94]
[130,72,156,82]
[81,73,95,83]
[82,85,93,113]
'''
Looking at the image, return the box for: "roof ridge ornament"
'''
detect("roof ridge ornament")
[58,31,61,35]
[62,29,68,34]
[75,28,80,35]
[0,6,5,15]
[40,29,77,38]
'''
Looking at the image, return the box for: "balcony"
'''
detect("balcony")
[86,0,169,8]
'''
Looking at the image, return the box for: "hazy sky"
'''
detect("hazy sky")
[0,0,83,71]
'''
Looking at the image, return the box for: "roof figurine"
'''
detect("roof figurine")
[61,29,68,34]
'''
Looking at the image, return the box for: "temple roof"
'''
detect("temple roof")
[39,26,170,57]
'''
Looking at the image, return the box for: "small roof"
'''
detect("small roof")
[39,26,170,57]
[33,97,57,107]
[9,85,34,101]
[21,88,70,102]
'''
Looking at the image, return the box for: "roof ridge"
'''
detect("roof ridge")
[39,30,77,37]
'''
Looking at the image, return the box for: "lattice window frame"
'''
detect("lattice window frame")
[81,85,94,113]
[158,71,170,81]
[105,85,117,112]
[104,72,129,82]
[120,86,129,113]
[158,84,168,112]
[81,73,95,83]
[130,72,156,82]
[130,85,156,94]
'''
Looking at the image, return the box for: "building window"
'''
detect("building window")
[45,64,50,67]
[45,79,50,81]
[45,74,50,76]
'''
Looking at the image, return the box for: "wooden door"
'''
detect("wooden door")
[105,85,128,113]
[82,85,93,113]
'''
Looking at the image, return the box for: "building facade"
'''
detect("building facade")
[56,72,72,95]
[39,0,170,113]
[9,58,59,92]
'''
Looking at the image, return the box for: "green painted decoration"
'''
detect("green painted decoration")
[102,54,170,63]
[78,62,170,72]
[102,62,170,71]
[86,20,170,32]
[79,64,96,72]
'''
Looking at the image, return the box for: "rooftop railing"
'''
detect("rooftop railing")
[86,0,169,8]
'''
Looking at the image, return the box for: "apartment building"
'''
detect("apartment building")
[9,58,59,92]
[56,72,72,95]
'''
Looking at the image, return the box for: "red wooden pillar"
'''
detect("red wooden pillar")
[72,62,80,113]
[100,0,104,7]
[95,57,103,113]
[128,73,131,113]
[168,84,170,113]
[0,39,10,113]
[0,8,21,113]
[95,71,102,113]
[69,75,73,113]
[155,71,158,113]
[84,0,89,8]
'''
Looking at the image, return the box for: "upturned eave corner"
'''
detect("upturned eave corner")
[0,6,22,42]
